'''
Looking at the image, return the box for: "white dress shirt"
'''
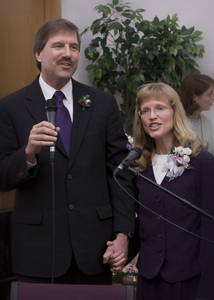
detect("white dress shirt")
[39,74,73,121]
[152,154,168,185]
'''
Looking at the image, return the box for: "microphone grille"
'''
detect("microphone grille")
[45,98,58,111]
[132,147,142,159]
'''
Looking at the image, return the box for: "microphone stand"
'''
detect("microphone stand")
[128,166,214,222]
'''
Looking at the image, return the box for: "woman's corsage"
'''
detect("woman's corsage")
[78,94,91,110]
[165,145,193,181]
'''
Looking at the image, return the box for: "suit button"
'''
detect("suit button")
[17,171,24,179]
[159,251,164,257]
[69,204,75,210]
[67,174,72,180]
[156,197,161,202]
[158,233,163,239]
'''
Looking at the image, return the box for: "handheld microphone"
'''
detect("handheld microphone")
[45,98,58,161]
[114,147,142,175]
[45,98,58,125]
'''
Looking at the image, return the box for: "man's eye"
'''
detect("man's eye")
[71,45,79,51]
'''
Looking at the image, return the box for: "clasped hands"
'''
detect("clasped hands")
[103,233,129,273]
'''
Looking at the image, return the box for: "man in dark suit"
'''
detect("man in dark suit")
[0,18,136,284]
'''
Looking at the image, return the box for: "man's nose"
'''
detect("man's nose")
[62,45,72,57]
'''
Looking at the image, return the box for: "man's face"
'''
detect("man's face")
[35,30,80,89]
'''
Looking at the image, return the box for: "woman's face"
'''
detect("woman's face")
[139,97,174,144]
[194,85,214,111]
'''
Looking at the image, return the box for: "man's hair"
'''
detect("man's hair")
[33,18,81,71]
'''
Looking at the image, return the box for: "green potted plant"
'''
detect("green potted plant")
[82,0,205,135]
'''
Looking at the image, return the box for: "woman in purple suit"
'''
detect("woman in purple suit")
[131,82,214,300]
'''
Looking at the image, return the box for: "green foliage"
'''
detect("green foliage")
[82,0,205,135]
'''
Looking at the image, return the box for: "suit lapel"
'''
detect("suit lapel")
[68,80,92,167]
[24,78,47,124]
[146,163,169,187]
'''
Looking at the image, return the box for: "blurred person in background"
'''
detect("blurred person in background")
[178,73,214,155]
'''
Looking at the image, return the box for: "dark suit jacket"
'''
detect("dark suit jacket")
[135,150,214,298]
[0,77,136,277]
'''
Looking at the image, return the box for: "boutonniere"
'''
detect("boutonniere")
[164,145,193,181]
[78,94,91,110]
[125,133,134,150]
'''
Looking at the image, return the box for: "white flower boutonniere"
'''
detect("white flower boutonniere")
[165,145,193,181]
[78,94,91,110]
[125,133,134,150]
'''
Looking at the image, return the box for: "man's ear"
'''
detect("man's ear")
[35,51,42,62]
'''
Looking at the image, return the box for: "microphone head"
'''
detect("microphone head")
[113,147,142,176]
[45,98,58,111]
[45,98,58,125]
[122,147,142,168]
[131,147,142,158]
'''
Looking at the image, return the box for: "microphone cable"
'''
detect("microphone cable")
[45,98,58,284]
[113,168,214,244]
[50,156,55,284]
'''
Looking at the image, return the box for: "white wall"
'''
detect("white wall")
[61,0,214,125]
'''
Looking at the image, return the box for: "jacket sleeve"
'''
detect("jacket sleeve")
[196,150,214,299]
[0,98,37,192]
[105,94,137,235]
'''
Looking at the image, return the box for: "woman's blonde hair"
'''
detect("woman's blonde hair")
[133,82,206,171]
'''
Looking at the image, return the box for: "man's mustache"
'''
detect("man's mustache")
[57,58,74,65]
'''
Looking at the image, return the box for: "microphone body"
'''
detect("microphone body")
[45,99,58,161]
[45,98,58,125]
[114,147,142,175]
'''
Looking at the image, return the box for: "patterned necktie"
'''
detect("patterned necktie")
[53,90,72,155]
